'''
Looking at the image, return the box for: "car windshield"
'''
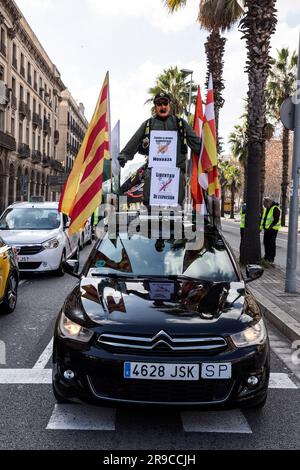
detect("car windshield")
[87,233,238,282]
[0,208,61,230]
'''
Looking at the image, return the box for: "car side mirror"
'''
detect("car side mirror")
[62,259,81,279]
[245,264,264,283]
[64,220,70,229]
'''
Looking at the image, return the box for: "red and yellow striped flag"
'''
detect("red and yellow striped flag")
[199,74,220,198]
[59,72,110,234]
[190,86,204,207]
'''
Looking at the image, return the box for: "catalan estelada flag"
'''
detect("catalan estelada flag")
[59,72,110,234]
[200,74,220,198]
[190,86,204,208]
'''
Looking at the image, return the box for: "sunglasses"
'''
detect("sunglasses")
[155,99,169,106]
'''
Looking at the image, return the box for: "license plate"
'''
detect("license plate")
[17,256,30,263]
[201,363,232,379]
[124,362,199,381]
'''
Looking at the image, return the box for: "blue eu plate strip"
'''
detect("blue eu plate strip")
[124,362,131,377]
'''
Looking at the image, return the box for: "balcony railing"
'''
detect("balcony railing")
[0,131,16,151]
[42,155,51,167]
[32,112,42,129]
[19,100,27,119]
[43,119,51,135]
[50,159,63,172]
[31,150,42,164]
[18,143,30,159]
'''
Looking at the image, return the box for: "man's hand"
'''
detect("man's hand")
[118,155,127,168]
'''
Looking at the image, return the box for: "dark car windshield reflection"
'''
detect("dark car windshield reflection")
[87,234,238,283]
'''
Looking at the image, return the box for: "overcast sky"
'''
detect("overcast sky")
[15,0,300,155]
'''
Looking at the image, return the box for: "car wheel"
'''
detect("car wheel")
[79,234,84,251]
[55,251,66,277]
[1,273,18,314]
[52,383,73,404]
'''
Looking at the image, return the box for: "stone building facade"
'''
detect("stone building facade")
[57,89,88,174]
[0,0,87,212]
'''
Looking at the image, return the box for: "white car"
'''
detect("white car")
[0,202,80,276]
[79,217,92,250]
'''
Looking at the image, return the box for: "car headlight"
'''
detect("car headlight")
[231,319,267,348]
[59,312,93,342]
[43,237,60,249]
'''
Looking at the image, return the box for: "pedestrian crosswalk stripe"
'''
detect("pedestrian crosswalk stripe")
[46,404,116,430]
[268,372,298,389]
[0,368,52,384]
[181,409,252,433]
[0,370,298,388]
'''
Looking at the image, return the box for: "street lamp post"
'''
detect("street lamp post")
[180,68,193,210]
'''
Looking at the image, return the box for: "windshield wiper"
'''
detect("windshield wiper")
[91,272,137,279]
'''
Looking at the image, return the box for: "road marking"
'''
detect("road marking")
[181,409,252,433]
[19,280,27,286]
[268,372,298,389]
[33,338,53,369]
[0,369,51,384]
[46,404,116,430]
[0,370,298,389]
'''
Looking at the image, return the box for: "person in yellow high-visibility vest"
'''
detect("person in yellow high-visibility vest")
[260,197,281,263]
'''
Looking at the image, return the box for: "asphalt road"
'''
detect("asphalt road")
[221,218,300,276]
[0,243,299,450]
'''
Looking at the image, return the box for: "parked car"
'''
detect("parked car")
[52,220,268,409]
[79,218,93,250]
[0,202,80,276]
[0,236,19,314]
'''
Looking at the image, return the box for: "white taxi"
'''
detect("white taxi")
[0,202,80,276]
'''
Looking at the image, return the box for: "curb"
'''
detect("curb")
[249,287,300,343]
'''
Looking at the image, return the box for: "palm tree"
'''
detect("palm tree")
[146,66,197,117]
[225,164,242,219]
[267,48,298,226]
[162,0,244,137]
[239,0,277,264]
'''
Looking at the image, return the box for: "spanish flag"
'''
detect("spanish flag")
[200,74,220,198]
[59,72,110,234]
[190,86,204,208]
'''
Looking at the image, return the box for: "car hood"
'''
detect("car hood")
[67,277,261,335]
[0,229,60,245]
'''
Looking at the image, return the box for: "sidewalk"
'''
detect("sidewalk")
[249,264,300,342]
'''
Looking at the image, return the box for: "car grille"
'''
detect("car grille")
[18,262,42,270]
[97,331,228,356]
[87,374,234,404]
[17,245,44,255]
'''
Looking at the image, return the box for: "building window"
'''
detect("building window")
[0,28,6,57]
[33,70,37,91]
[27,62,31,85]
[20,53,25,77]
[19,84,23,102]
[0,110,4,131]
[38,133,41,152]
[12,43,17,69]
[33,98,36,113]
[11,76,16,95]
[11,117,15,137]
[19,121,23,143]
[27,91,30,107]
[0,64,4,81]
[26,126,29,145]
[32,130,36,149]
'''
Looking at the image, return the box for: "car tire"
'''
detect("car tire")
[79,234,84,251]
[52,383,73,404]
[55,251,66,277]
[1,273,18,314]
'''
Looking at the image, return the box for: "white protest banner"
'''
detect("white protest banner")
[149,130,177,168]
[150,167,179,206]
